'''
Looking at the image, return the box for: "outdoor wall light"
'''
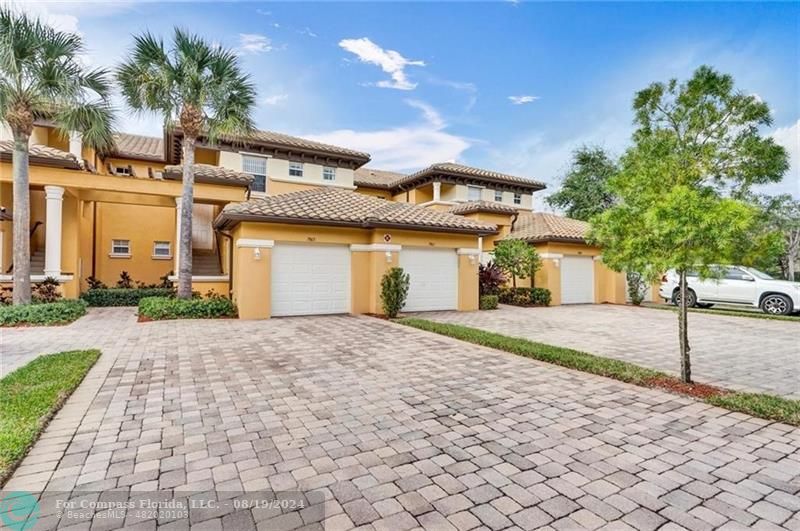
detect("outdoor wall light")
[469,255,476,265]
[553,259,560,267]
[385,251,392,263]
[253,248,262,260]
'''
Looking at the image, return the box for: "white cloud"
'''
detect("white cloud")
[238,33,273,54]
[760,119,800,198]
[306,101,469,171]
[262,94,289,106]
[338,37,425,91]
[298,27,317,38]
[508,95,540,105]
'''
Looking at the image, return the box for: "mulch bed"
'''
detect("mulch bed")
[644,375,729,399]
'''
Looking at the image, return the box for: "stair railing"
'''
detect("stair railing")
[5,221,43,274]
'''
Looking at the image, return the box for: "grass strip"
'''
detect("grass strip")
[0,350,100,485]
[396,317,800,427]
[641,303,799,322]
[397,317,665,386]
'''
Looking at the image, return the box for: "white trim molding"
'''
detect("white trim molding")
[539,253,564,259]
[236,239,275,248]
[593,255,604,261]
[350,244,402,252]
[168,275,229,282]
[0,274,74,282]
[456,248,481,256]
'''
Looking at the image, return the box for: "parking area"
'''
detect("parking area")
[418,304,800,399]
[2,309,799,530]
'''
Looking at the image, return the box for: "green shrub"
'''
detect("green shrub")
[626,271,646,306]
[498,287,551,306]
[138,294,236,320]
[0,300,87,326]
[479,295,499,310]
[531,287,551,306]
[381,267,410,318]
[81,288,174,307]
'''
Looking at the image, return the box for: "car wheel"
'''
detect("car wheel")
[760,294,793,315]
[672,289,697,308]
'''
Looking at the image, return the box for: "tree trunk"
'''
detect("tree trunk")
[177,137,195,299]
[12,133,31,305]
[678,269,691,383]
[789,258,796,282]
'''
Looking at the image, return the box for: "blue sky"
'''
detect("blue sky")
[18,1,800,199]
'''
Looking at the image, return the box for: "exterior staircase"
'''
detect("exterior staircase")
[30,249,45,275]
[192,250,223,276]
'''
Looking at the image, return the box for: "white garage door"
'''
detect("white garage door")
[271,244,350,316]
[560,256,595,304]
[400,248,458,312]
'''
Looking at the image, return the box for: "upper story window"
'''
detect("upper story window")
[289,161,304,178]
[323,166,336,181]
[494,190,503,202]
[242,155,267,193]
[513,193,522,205]
[152,241,171,259]
[467,185,482,201]
[111,239,131,257]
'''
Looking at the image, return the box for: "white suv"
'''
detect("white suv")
[659,266,800,315]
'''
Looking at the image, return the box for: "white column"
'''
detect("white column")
[68,131,82,159]
[43,186,64,278]
[174,197,182,273]
[432,181,441,202]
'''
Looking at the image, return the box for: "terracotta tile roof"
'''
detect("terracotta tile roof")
[163,163,254,187]
[448,200,519,216]
[0,141,83,169]
[216,188,498,235]
[354,167,406,189]
[111,133,164,162]
[396,162,546,191]
[244,130,371,161]
[508,212,590,243]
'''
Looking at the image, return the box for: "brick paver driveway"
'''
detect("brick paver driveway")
[418,305,800,399]
[2,309,800,530]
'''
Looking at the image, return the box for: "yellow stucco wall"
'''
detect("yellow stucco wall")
[94,202,176,286]
[354,187,392,200]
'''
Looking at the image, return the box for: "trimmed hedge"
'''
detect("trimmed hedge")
[0,300,87,327]
[479,295,499,310]
[81,288,174,307]
[498,287,551,307]
[138,296,236,320]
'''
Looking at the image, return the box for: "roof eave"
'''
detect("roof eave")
[162,172,252,188]
[215,212,498,236]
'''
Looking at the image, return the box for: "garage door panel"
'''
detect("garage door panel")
[560,256,595,304]
[400,248,458,312]
[272,244,350,316]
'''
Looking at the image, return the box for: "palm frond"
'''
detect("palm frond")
[55,100,116,152]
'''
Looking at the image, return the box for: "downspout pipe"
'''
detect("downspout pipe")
[218,230,234,298]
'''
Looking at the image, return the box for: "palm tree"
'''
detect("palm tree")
[0,8,116,304]
[117,29,256,299]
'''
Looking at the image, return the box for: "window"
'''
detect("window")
[153,241,171,258]
[289,161,304,177]
[323,166,336,181]
[513,193,522,205]
[111,239,130,256]
[494,190,503,202]
[114,165,131,176]
[723,267,753,281]
[242,155,267,193]
[467,186,482,201]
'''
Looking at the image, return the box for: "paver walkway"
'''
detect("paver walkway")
[1,309,799,530]
[418,304,800,399]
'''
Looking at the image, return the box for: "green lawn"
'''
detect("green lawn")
[0,350,100,485]
[396,317,800,427]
